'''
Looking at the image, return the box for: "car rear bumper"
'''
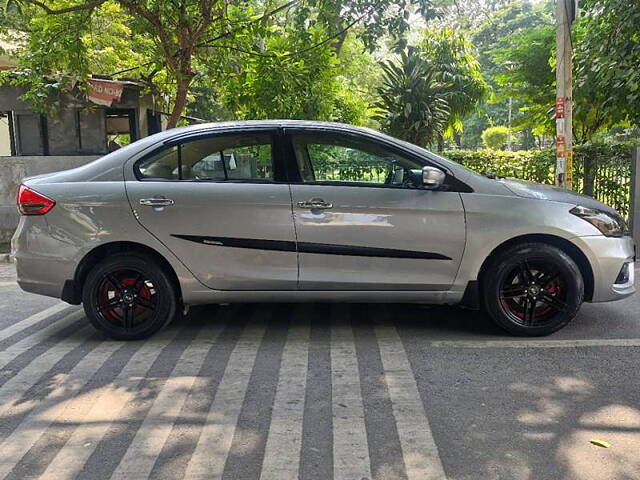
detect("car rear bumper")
[12,217,73,301]
[572,234,635,302]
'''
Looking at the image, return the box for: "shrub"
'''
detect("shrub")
[481,126,510,149]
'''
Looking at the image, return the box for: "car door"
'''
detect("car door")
[125,129,298,290]
[286,129,467,290]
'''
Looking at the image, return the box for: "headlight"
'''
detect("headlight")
[570,205,628,237]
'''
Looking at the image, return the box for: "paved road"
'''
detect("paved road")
[0,263,639,480]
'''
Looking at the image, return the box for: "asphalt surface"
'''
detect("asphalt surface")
[0,262,639,480]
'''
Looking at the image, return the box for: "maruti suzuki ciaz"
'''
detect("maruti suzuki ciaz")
[12,121,635,339]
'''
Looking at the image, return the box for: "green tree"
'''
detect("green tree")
[490,7,630,144]
[217,26,371,123]
[419,28,488,142]
[573,0,640,134]
[1,1,154,112]
[490,23,555,137]
[481,125,509,149]
[375,29,487,148]
[4,0,440,128]
[375,48,450,146]
[461,0,552,149]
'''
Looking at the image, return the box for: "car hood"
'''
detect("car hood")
[498,177,619,215]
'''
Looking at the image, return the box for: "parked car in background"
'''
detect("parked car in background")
[12,121,635,339]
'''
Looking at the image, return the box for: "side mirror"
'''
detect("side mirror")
[422,166,446,190]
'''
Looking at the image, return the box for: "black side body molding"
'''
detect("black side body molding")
[171,234,451,261]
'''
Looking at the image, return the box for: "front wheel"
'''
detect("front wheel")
[482,242,584,336]
[82,253,178,340]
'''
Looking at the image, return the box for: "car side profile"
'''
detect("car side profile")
[12,120,635,339]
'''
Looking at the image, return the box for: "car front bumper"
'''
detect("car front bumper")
[571,234,635,302]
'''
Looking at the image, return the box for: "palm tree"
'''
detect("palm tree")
[375,48,450,147]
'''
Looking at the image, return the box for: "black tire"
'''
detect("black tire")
[482,242,584,336]
[82,253,178,340]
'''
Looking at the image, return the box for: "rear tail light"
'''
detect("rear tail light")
[17,184,56,216]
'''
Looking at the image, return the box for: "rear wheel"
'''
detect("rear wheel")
[82,253,178,340]
[482,242,584,336]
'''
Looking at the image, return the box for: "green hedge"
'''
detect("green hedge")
[443,142,636,216]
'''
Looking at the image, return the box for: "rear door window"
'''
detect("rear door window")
[136,133,274,181]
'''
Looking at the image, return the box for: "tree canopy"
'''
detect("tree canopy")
[2,0,439,127]
[0,0,638,148]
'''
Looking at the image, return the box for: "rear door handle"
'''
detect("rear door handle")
[139,197,175,207]
[297,199,333,210]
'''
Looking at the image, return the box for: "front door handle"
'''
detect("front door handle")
[139,197,175,207]
[297,198,333,210]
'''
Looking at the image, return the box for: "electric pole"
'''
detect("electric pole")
[507,97,513,151]
[555,0,577,189]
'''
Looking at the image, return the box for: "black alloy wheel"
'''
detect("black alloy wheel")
[96,269,157,329]
[483,242,584,336]
[499,259,569,326]
[83,253,178,340]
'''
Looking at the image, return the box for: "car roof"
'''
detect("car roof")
[155,119,387,139]
[154,120,441,164]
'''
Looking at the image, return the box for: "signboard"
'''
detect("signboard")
[565,150,573,187]
[87,79,124,106]
[555,97,565,118]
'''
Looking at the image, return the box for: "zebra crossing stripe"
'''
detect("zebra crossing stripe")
[331,307,372,480]
[109,323,225,479]
[76,324,206,480]
[0,303,451,479]
[37,326,185,479]
[183,313,268,479]
[260,309,310,479]
[221,306,291,479]
[0,309,85,368]
[0,322,92,426]
[0,338,122,478]
[0,302,68,337]
[148,307,250,479]
[375,324,446,480]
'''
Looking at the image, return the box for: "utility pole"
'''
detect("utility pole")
[555,0,577,189]
[507,97,513,151]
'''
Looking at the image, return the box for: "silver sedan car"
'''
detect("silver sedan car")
[12,121,635,339]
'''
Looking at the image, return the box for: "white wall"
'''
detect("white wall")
[0,116,11,156]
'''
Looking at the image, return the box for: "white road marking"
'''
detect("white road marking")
[0,302,69,338]
[260,312,310,480]
[331,314,372,480]
[110,324,225,480]
[0,339,123,478]
[0,310,86,367]
[39,326,183,479]
[184,320,267,479]
[0,320,91,415]
[375,324,446,480]
[430,338,640,348]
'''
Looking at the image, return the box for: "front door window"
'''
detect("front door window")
[292,133,423,187]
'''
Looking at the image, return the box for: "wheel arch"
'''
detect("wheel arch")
[62,241,182,305]
[477,233,594,303]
